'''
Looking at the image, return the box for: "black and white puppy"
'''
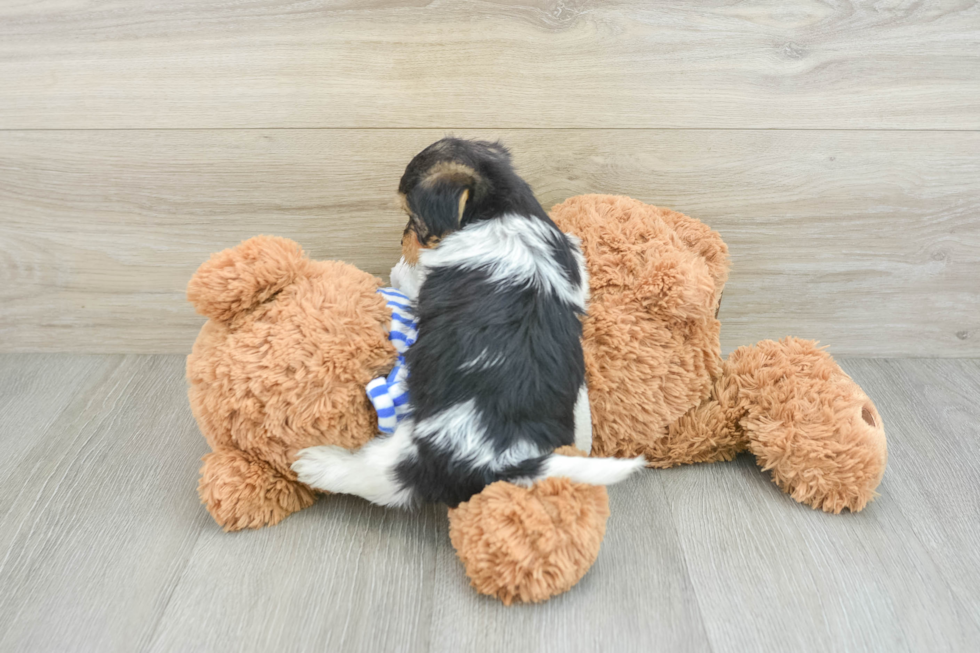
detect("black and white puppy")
[292,138,644,508]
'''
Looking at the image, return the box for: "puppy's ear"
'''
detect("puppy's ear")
[407,162,479,240]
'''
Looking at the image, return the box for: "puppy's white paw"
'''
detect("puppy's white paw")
[291,445,352,492]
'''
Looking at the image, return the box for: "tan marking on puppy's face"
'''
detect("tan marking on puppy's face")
[457,188,469,224]
[399,192,426,263]
[420,161,478,189]
[402,224,422,265]
[401,223,445,264]
[398,167,465,258]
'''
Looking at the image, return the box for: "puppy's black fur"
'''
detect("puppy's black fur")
[396,138,586,506]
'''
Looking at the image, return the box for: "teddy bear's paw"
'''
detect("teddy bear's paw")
[448,447,610,605]
[199,447,315,531]
[735,338,888,513]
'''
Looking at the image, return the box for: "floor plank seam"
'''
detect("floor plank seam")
[2,355,979,651]
[138,513,209,653]
[864,362,980,631]
[0,357,126,581]
[651,472,716,653]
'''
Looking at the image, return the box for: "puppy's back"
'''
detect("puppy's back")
[401,213,588,506]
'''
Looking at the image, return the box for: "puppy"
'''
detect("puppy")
[293,138,644,507]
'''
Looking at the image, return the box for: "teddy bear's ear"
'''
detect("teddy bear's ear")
[187,235,307,323]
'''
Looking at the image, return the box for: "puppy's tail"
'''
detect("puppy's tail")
[517,453,646,486]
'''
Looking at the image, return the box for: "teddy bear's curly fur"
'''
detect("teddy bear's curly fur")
[186,195,887,603]
[187,236,397,530]
[448,446,610,606]
[550,196,886,513]
[551,195,728,461]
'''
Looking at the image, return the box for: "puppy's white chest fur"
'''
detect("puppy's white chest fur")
[389,257,424,302]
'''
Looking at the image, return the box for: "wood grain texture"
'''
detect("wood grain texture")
[649,357,980,653]
[2,129,977,355]
[657,451,980,652]
[842,359,980,626]
[429,472,712,653]
[0,354,120,490]
[0,355,209,653]
[1,356,979,652]
[1,1,978,129]
[148,498,443,653]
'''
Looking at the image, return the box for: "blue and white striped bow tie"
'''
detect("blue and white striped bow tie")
[366,288,418,433]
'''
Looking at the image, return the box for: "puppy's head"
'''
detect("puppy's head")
[397,138,531,263]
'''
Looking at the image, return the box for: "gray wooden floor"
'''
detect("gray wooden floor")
[0,355,977,652]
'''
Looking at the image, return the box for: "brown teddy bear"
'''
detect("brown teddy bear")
[186,194,887,605]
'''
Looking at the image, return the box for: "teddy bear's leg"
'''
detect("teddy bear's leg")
[728,339,888,513]
[644,385,749,468]
[198,447,317,531]
[447,446,610,605]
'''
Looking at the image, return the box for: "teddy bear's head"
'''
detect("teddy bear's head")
[550,195,730,459]
[186,236,397,482]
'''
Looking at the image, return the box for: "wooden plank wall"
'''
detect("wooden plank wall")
[1,1,978,356]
